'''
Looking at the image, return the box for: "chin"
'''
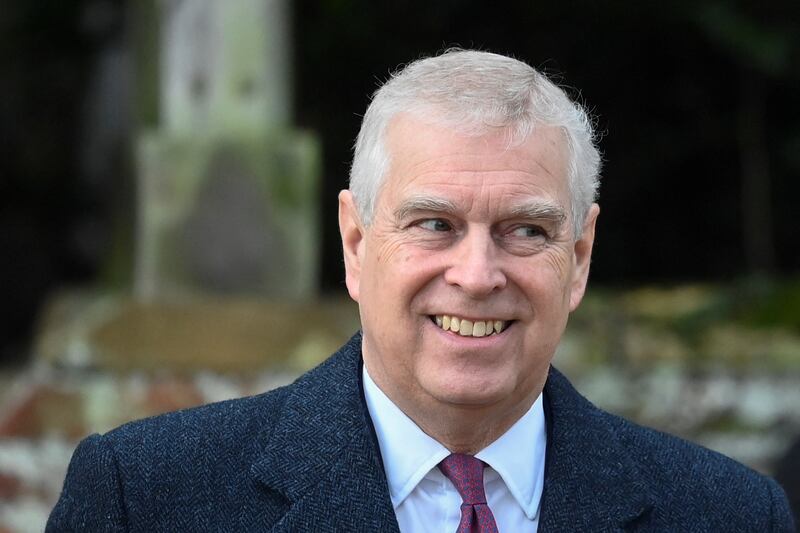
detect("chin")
[423,373,514,408]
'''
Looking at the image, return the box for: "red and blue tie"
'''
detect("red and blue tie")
[439,453,499,533]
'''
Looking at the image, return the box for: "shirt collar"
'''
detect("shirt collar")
[362,365,450,507]
[475,391,546,520]
[362,365,546,519]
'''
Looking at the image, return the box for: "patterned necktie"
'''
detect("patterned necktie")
[438,453,499,533]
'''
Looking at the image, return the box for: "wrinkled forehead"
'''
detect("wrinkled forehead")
[379,115,571,220]
[382,113,571,198]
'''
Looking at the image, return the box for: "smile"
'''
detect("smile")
[430,315,511,337]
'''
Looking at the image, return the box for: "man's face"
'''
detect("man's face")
[339,114,598,417]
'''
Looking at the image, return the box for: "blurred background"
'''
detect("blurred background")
[1,0,799,530]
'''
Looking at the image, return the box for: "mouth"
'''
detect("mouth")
[429,314,513,338]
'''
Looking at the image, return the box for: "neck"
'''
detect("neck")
[366,363,546,455]
[413,394,541,454]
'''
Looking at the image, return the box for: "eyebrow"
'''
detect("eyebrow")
[393,195,567,227]
[506,201,567,225]
[393,196,460,220]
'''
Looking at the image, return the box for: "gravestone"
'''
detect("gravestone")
[135,0,320,300]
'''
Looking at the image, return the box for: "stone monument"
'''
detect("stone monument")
[136,0,319,300]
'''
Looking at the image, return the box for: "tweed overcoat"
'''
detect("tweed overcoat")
[47,333,794,532]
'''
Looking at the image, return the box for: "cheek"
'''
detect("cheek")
[542,247,573,283]
[373,231,442,271]
[364,239,441,302]
[511,253,574,312]
[375,238,404,265]
[370,224,416,266]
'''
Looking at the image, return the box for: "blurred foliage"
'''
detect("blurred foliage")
[738,278,800,329]
[570,276,800,371]
[692,2,797,76]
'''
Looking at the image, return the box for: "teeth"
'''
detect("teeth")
[433,315,508,337]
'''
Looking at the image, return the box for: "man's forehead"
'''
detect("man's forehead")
[386,111,567,145]
[385,114,569,179]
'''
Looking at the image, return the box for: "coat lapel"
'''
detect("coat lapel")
[250,332,400,532]
[539,367,654,532]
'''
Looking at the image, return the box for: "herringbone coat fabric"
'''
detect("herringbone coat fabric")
[47,333,795,532]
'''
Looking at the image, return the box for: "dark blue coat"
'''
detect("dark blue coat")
[47,333,795,532]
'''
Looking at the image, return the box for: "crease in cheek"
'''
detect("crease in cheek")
[375,236,404,264]
[388,239,441,267]
[543,249,571,280]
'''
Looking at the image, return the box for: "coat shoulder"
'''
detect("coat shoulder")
[544,367,794,531]
[106,382,292,454]
[592,395,793,530]
[102,330,362,452]
[48,384,296,532]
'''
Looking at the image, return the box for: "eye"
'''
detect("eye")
[417,218,452,232]
[510,225,546,238]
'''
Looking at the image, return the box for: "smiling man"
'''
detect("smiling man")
[48,50,793,532]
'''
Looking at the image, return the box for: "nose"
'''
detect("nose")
[443,227,507,298]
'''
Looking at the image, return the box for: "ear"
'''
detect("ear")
[338,190,366,302]
[569,203,600,311]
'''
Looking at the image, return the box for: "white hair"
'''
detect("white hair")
[349,49,601,239]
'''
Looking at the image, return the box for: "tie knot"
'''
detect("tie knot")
[438,453,488,505]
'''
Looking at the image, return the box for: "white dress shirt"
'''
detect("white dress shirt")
[363,366,546,532]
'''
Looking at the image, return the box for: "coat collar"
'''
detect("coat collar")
[250,332,400,532]
[539,366,654,532]
[251,334,652,532]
